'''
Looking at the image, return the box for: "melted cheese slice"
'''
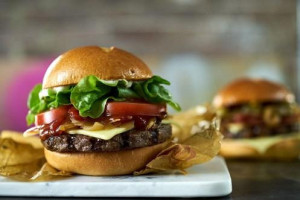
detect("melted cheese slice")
[67,122,134,140]
[231,133,300,154]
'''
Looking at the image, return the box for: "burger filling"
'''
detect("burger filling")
[24,75,181,152]
[218,102,300,138]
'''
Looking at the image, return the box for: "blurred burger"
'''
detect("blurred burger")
[213,78,300,160]
[24,46,180,175]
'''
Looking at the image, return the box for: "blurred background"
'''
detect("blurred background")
[0,0,298,131]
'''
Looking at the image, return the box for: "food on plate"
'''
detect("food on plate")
[213,78,300,160]
[0,130,71,181]
[24,46,181,175]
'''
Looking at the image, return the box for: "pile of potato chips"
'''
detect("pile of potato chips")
[0,131,71,181]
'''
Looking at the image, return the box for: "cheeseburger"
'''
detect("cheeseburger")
[24,46,180,175]
[213,78,300,159]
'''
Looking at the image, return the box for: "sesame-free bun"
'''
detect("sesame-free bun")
[44,141,168,176]
[213,78,295,108]
[43,46,153,89]
[220,136,300,161]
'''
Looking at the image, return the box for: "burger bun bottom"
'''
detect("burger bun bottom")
[45,141,168,176]
[220,136,300,161]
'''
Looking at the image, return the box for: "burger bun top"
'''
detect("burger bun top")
[42,46,152,89]
[213,78,295,108]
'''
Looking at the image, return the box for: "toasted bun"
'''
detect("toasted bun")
[220,140,260,159]
[44,142,168,176]
[220,137,300,161]
[213,78,295,108]
[43,46,152,89]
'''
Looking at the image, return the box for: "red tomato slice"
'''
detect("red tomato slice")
[105,102,167,117]
[35,102,167,126]
[35,106,70,126]
[68,106,85,121]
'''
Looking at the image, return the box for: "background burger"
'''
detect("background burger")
[24,46,180,175]
[213,78,300,160]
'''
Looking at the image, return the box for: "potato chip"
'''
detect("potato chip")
[1,130,43,149]
[0,134,70,181]
[135,121,222,175]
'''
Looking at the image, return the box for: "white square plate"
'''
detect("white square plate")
[0,156,232,197]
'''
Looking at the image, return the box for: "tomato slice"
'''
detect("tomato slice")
[35,106,70,126]
[105,102,167,117]
[35,102,167,126]
[68,106,85,121]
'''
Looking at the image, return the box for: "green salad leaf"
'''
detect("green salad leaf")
[70,76,128,118]
[26,85,72,125]
[132,76,181,111]
[26,75,181,125]
[26,84,44,126]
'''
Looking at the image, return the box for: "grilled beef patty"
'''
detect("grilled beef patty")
[42,123,171,152]
[221,123,299,139]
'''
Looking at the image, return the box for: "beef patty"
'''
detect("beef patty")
[221,123,299,139]
[42,123,171,152]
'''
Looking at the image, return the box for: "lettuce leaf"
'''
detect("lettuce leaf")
[26,75,181,125]
[26,85,72,125]
[26,84,44,125]
[133,76,181,111]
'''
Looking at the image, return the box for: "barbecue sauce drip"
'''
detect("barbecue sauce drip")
[38,107,166,140]
[39,120,64,140]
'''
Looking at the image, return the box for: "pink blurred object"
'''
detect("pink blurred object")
[3,58,53,132]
